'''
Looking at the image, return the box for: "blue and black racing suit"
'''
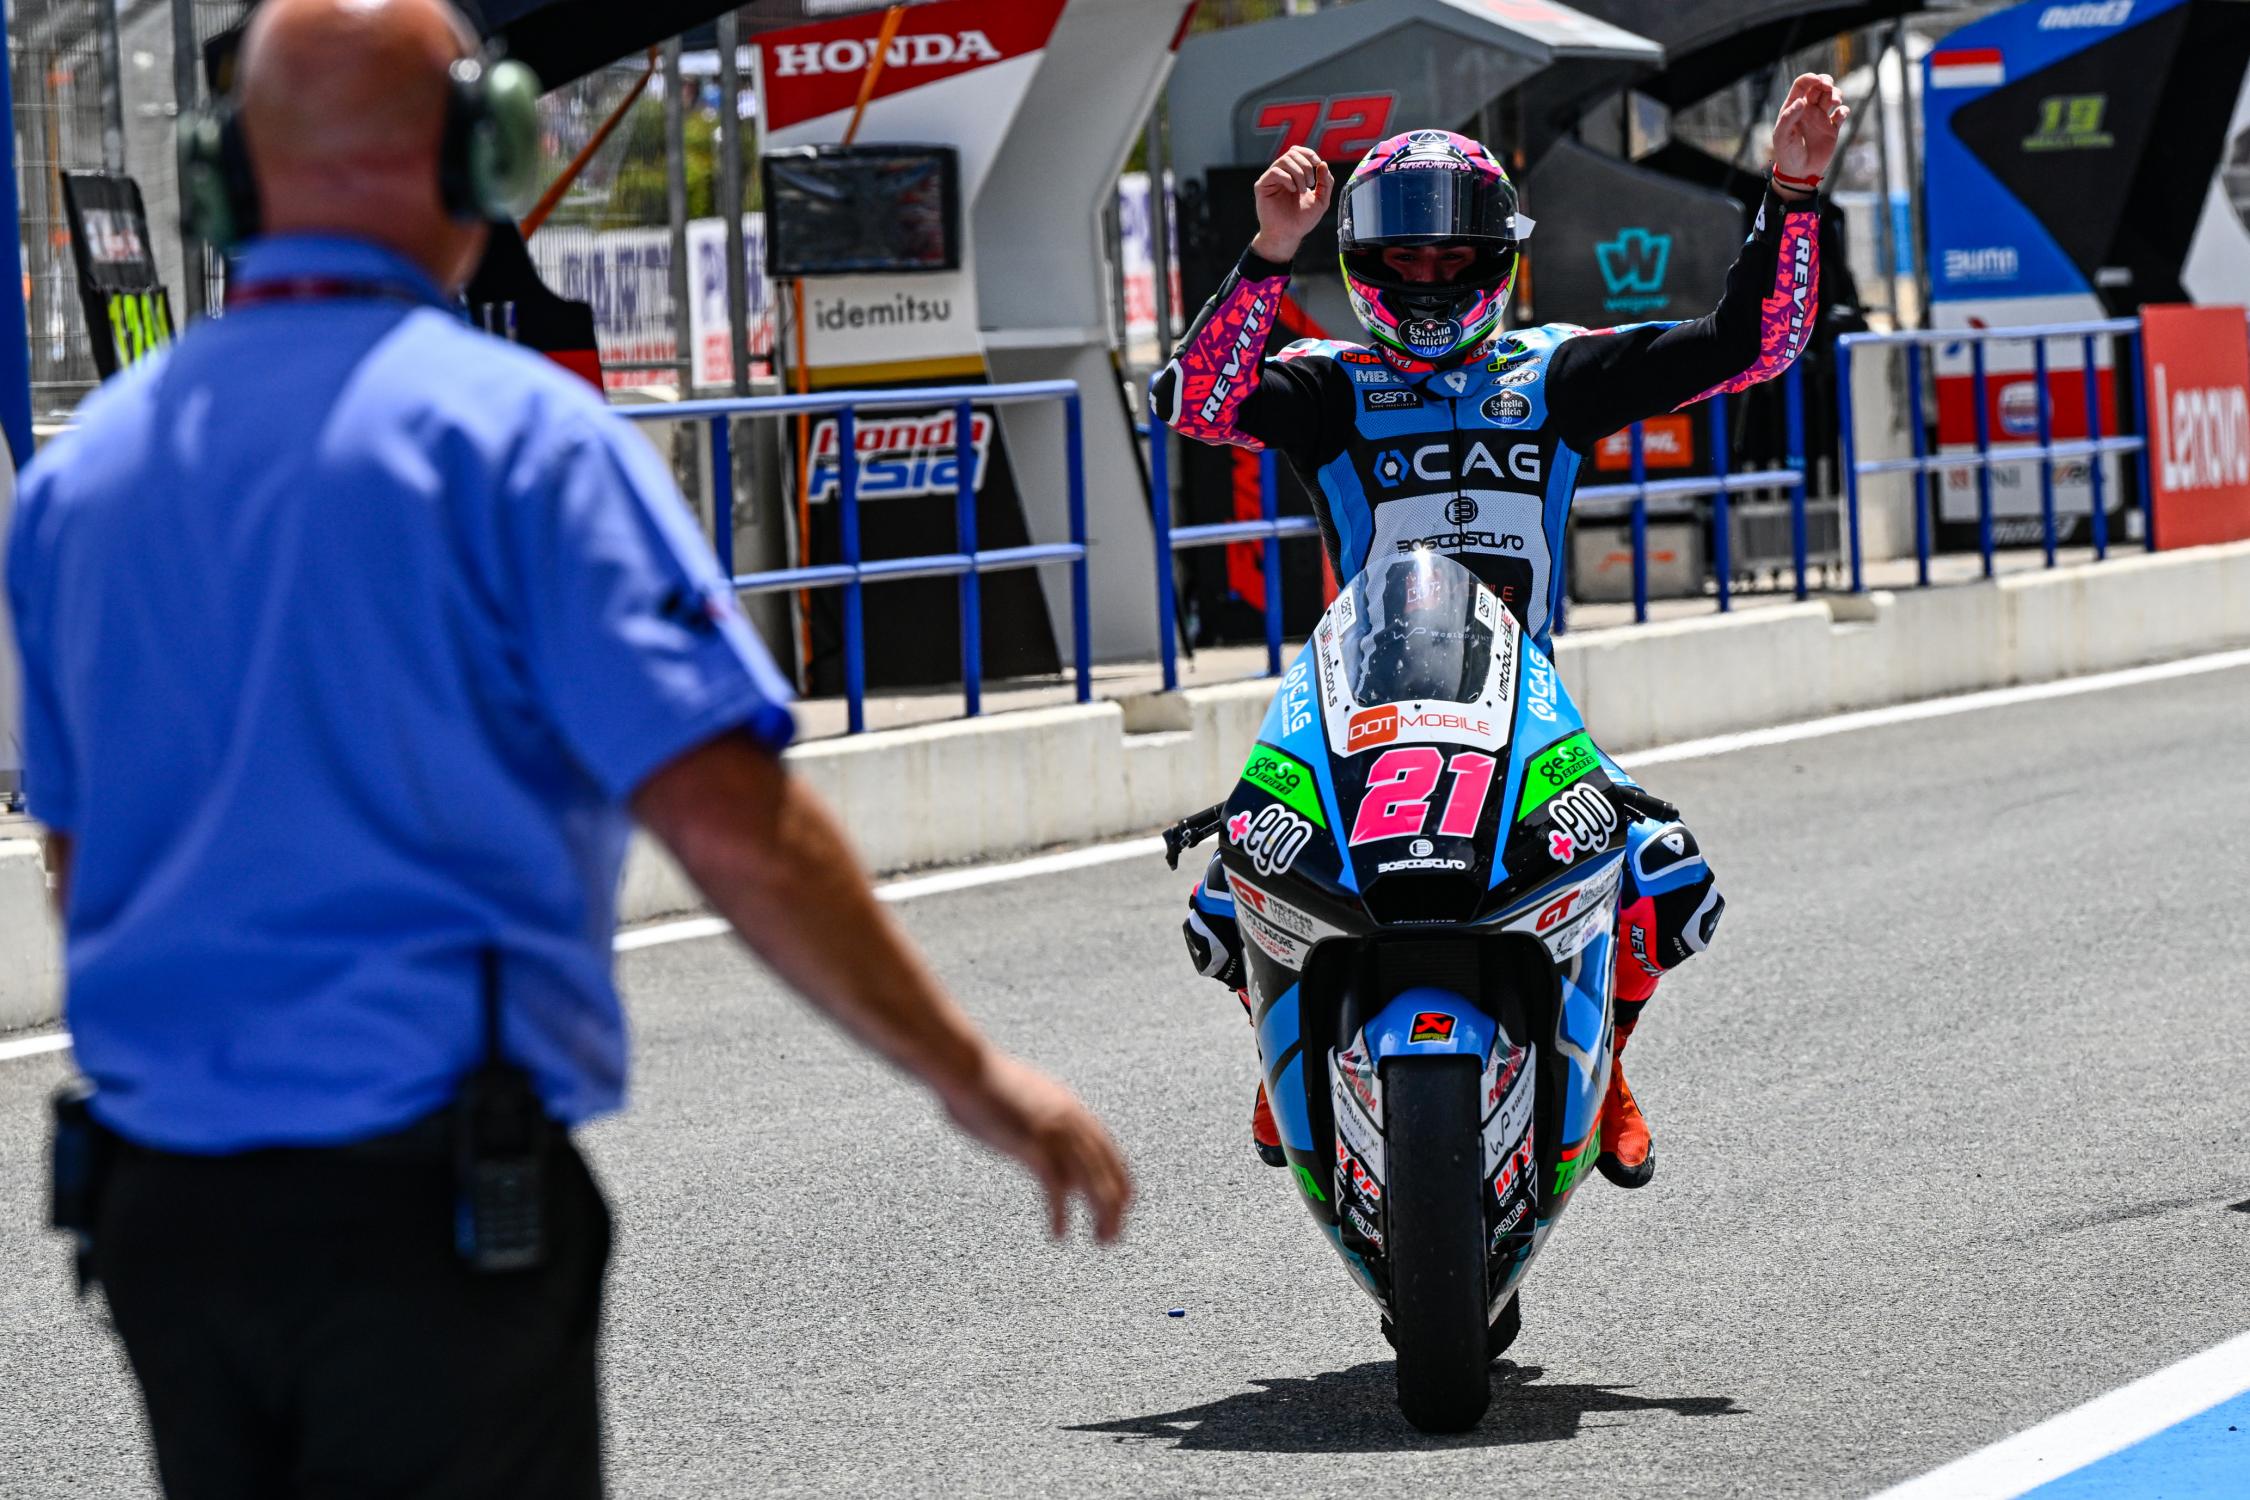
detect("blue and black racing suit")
[1162,184,1820,1024]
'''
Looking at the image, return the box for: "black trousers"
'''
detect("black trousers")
[93,1119,611,1500]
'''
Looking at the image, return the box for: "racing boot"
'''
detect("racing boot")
[1251,1082,1286,1168]
[1596,1011,1654,1189]
[1236,986,1286,1167]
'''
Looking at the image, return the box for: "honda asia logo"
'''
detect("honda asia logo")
[808,409,993,503]
[769,30,1002,77]
[1199,295,1272,425]
[1373,440,1541,488]
[1346,705,1493,750]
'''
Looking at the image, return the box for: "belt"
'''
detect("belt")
[110,1109,458,1165]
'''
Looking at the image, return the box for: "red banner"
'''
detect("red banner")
[2142,305,2250,550]
[756,0,1068,135]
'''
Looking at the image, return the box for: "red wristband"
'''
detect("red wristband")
[1771,168,1822,190]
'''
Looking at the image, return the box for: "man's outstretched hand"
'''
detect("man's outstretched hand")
[1250,145,1334,265]
[939,1048,1134,1243]
[1770,73,1849,197]
[633,733,1133,1248]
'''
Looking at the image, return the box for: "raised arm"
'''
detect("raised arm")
[1547,74,1847,454]
[1150,145,1344,465]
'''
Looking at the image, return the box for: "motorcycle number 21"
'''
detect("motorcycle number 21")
[1349,749,1496,846]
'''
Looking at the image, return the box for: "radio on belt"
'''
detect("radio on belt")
[454,949,550,1273]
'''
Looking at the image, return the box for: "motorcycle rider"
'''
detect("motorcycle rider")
[1166,75,1847,1190]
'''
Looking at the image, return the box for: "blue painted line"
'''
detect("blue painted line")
[2019,1387,2250,1499]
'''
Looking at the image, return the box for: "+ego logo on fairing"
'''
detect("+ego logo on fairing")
[1375,441,1542,489]
[1228,803,1313,877]
[1545,782,1617,863]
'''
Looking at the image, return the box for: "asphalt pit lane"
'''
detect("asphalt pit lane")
[1064,1362,1742,1452]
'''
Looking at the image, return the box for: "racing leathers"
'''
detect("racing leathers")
[1163,183,1819,1124]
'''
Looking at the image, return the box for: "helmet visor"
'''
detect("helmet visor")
[1342,168,1519,247]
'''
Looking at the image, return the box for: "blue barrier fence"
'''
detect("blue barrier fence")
[1144,360,1814,686]
[624,380,1089,735]
[1567,361,1813,627]
[1836,318,2149,590]
[1144,416,1322,692]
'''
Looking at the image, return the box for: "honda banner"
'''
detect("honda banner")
[2141,304,2250,549]
[753,0,1069,385]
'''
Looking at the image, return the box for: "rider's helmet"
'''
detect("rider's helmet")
[1337,130,1531,369]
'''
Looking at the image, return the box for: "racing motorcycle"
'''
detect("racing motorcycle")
[1167,549,1632,1433]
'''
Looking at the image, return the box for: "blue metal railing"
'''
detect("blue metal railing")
[625,380,1090,734]
[1836,319,2148,591]
[1145,362,1815,673]
[1571,360,1814,624]
[1145,414,1323,691]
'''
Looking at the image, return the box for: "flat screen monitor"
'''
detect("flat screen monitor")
[763,144,962,277]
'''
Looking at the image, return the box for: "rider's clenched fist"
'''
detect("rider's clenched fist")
[1770,72,1849,198]
[1250,145,1334,265]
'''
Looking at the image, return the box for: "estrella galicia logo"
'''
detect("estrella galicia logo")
[1375,449,1409,487]
[1445,497,1478,524]
[1401,317,1457,354]
[1595,227,1672,315]
[1482,390,1531,426]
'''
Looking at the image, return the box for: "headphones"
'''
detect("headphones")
[179,54,543,254]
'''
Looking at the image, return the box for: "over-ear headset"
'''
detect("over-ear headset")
[178,54,543,254]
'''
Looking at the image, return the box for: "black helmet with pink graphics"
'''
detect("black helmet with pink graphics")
[1337,129,1535,369]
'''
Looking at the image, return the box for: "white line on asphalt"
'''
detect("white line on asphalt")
[14,647,2250,1059]
[0,838,1179,1058]
[1866,1327,2250,1500]
[612,836,1171,953]
[1618,647,2250,769]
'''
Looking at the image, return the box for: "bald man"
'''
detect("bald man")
[7,1,1130,1495]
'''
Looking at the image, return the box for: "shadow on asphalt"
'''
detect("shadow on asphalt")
[1065,1361,1743,1452]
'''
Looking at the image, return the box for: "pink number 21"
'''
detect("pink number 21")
[1349,749,1496,846]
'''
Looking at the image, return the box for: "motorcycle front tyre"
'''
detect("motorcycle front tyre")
[1383,1054,1492,1433]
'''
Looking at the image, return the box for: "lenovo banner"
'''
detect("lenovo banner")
[2141,304,2250,549]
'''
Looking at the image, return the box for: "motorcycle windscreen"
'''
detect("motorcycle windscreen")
[1336,551,1497,712]
[1317,552,1522,920]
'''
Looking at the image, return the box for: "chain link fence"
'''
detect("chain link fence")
[10,0,115,414]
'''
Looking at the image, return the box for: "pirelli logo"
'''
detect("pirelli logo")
[1200,294,1272,424]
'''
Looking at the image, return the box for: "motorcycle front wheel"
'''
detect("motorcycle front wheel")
[1383,1054,1491,1432]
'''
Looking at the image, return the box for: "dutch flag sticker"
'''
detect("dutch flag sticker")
[1928,47,2005,89]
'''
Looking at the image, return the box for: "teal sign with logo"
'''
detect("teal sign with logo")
[1595,227,1672,315]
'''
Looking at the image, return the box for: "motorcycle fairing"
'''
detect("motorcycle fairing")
[1219,554,1628,1323]
[1362,986,1497,1061]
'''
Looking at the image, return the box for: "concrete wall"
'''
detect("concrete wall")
[9,540,2250,1031]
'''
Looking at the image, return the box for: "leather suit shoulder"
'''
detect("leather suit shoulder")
[1275,337,1372,364]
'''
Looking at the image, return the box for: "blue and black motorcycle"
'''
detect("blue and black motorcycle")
[1168,550,1633,1432]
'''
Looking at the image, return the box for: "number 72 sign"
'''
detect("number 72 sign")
[1250,93,1397,161]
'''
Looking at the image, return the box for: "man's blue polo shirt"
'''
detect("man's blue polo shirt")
[5,235,795,1153]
